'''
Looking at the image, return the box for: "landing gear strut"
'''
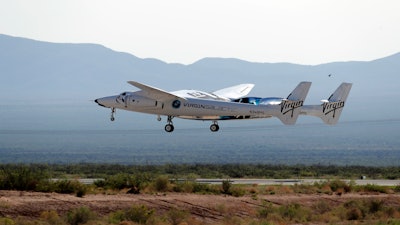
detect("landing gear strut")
[210,121,219,132]
[110,108,116,121]
[164,116,174,132]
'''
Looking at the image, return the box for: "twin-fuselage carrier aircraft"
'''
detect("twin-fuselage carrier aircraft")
[95,81,352,132]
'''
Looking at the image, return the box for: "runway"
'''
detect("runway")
[68,178,400,186]
[196,178,400,186]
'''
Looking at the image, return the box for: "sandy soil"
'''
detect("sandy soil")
[1,190,399,224]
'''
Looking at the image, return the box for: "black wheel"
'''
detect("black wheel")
[210,124,219,132]
[165,124,174,132]
[110,117,115,121]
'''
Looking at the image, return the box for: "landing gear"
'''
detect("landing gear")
[110,108,116,121]
[165,124,174,132]
[164,116,174,132]
[210,121,219,132]
[157,115,162,121]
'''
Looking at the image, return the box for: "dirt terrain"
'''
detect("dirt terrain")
[1,190,400,224]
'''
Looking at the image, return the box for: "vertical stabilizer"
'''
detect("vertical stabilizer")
[277,82,311,125]
[320,82,352,124]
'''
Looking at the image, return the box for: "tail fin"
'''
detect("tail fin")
[319,82,352,124]
[277,81,311,125]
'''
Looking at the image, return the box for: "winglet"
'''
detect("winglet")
[127,81,186,101]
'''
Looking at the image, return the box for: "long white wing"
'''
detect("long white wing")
[212,83,255,100]
[127,81,186,101]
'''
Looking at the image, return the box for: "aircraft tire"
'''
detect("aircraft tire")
[210,124,219,132]
[165,124,174,132]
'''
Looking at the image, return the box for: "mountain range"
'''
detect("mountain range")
[1,34,399,130]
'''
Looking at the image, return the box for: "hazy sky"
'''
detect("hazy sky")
[1,0,400,64]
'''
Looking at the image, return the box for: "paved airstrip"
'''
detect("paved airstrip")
[196,179,400,186]
[74,178,400,186]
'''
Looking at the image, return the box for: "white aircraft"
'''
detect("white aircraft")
[95,81,352,132]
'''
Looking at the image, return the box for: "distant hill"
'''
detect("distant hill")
[0,34,399,130]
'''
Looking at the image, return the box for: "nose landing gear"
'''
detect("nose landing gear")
[110,108,116,121]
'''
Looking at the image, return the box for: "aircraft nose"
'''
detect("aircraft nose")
[94,98,107,108]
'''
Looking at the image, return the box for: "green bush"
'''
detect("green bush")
[66,207,95,225]
[54,180,77,194]
[128,173,152,194]
[278,203,311,222]
[108,210,125,224]
[102,173,131,190]
[154,176,170,192]
[192,183,209,193]
[343,200,367,220]
[165,208,188,225]
[258,202,275,219]
[53,180,87,197]
[0,218,15,225]
[221,179,232,195]
[327,179,351,192]
[124,205,154,224]
[363,184,388,193]
[172,182,194,193]
[0,166,49,191]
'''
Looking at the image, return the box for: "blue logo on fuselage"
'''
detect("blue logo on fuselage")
[172,100,181,109]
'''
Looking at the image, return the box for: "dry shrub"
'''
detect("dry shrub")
[319,184,333,194]
[40,210,65,225]
[293,184,318,194]
[347,207,363,220]
[214,203,228,214]
[312,200,332,214]
[118,221,136,225]
[276,185,293,194]
[264,186,276,195]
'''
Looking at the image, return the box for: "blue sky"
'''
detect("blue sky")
[1,0,400,65]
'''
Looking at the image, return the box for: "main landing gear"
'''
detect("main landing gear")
[210,121,220,132]
[164,116,174,132]
[110,108,116,121]
[159,116,220,133]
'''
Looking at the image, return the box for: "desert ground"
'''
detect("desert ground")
[1,190,400,224]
